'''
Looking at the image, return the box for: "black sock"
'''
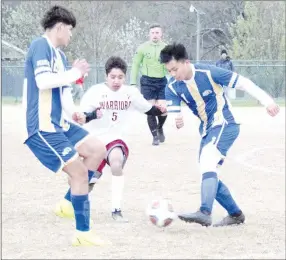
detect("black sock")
[147,115,158,136]
[157,115,167,129]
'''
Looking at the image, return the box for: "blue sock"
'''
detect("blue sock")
[216,180,242,216]
[71,194,90,231]
[64,170,95,202]
[200,172,218,214]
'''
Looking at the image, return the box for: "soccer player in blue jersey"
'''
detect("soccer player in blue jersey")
[160,43,280,227]
[22,5,108,246]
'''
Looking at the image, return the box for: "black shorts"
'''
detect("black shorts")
[140,75,167,100]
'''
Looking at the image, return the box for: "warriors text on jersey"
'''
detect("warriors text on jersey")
[80,84,152,144]
[165,64,240,136]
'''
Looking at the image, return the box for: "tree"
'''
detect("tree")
[230,1,285,97]
[115,17,149,62]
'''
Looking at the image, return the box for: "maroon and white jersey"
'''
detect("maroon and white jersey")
[80,83,152,144]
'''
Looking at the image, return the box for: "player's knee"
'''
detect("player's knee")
[78,135,106,160]
[64,158,89,184]
[199,163,218,175]
[110,160,123,176]
[199,143,222,174]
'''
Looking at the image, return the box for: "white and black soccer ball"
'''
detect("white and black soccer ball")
[147,198,176,228]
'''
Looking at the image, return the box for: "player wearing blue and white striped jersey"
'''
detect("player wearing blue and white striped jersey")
[160,43,280,227]
[22,6,108,246]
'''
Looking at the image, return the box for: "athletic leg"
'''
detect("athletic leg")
[105,140,129,222]
[156,98,167,143]
[140,76,159,145]
[178,123,242,227]
[25,131,106,246]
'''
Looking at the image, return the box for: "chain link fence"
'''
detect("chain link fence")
[1,61,285,103]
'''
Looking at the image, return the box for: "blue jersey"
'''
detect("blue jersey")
[23,36,70,140]
[165,64,239,136]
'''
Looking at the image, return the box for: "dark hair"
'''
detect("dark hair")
[105,56,127,75]
[221,49,227,55]
[41,5,76,30]
[149,23,161,30]
[160,43,188,64]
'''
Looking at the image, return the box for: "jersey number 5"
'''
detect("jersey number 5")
[112,112,118,121]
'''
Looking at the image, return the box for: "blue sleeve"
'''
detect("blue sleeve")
[30,39,52,77]
[165,80,181,113]
[209,65,239,88]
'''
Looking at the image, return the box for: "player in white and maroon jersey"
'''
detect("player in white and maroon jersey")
[60,56,166,222]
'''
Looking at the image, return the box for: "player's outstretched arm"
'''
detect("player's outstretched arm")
[129,87,166,115]
[210,66,279,117]
[165,80,185,129]
[235,75,280,117]
[145,105,166,116]
[79,85,102,123]
[83,109,102,123]
[130,46,144,85]
[36,59,89,90]
[62,86,95,125]
[31,40,89,90]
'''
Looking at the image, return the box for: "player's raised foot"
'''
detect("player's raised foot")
[112,209,129,223]
[54,199,75,219]
[178,210,212,227]
[213,212,245,227]
[72,230,111,247]
[157,128,165,143]
[152,136,160,146]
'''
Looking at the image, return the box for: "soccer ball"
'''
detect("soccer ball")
[147,198,176,228]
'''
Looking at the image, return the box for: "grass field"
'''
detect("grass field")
[2,105,285,259]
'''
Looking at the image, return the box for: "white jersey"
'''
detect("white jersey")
[80,83,152,144]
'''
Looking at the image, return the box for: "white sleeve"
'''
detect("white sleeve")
[235,75,274,107]
[130,87,152,113]
[62,87,76,120]
[36,68,82,90]
[80,86,100,113]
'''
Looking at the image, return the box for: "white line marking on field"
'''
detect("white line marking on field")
[229,146,285,174]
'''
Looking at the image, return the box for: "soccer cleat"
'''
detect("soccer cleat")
[112,209,129,223]
[54,199,75,219]
[72,230,110,246]
[178,210,212,227]
[54,199,95,228]
[213,212,245,227]
[157,128,165,143]
[152,136,160,146]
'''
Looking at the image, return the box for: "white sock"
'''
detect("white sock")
[111,175,124,212]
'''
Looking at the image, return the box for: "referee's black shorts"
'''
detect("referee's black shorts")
[140,75,167,100]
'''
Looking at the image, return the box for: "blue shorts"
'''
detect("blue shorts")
[198,123,240,172]
[140,75,167,100]
[25,123,89,173]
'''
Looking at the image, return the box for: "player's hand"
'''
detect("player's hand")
[72,112,86,125]
[266,102,280,117]
[155,104,167,114]
[96,108,103,119]
[175,115,184,129]
[72,59,90,76]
